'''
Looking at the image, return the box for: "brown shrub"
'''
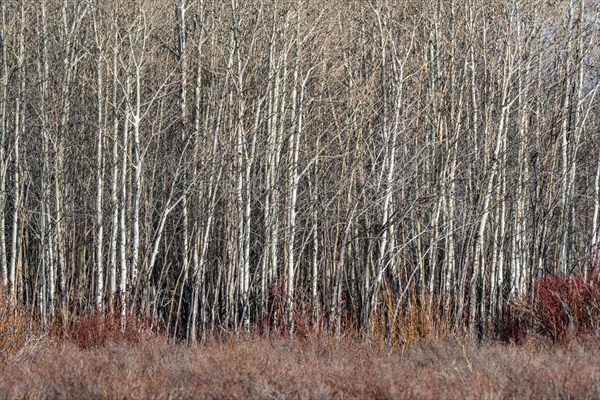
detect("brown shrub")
[51,308,157,349]
[1,334,600,399]
[498,273,600,344]
[0,293,29,356]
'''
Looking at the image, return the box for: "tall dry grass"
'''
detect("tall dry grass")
[0,334,599,399]
[1,273,600,398]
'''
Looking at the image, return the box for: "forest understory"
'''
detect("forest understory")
[1,328,600,399]
[1,272,600,399]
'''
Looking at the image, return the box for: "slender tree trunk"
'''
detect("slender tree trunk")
[93,12,105,311]
[469,39,514,337]
[119,75,131,323]
[0,0,7,290]
[108,20,119,311]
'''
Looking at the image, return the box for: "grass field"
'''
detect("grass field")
[0,332,598,399]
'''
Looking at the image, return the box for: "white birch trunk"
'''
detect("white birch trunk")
[0,0,7,289]
[36,0,51,314]
[176,0,191,319]
[469,42,514,336]
[93,13,105,310]
[130,61,142,297]
[558,0,575,274]
[119,75,131,322]
[108,22,119,309]
[592,155,600,275]
[285,28,301,329]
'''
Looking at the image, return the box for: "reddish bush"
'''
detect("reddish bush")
[261,279,287,334]
[260,280,327,338]
[532,273,600,342]
[497,273,600,344]
[52,309,156,349]
[494,310,529,344]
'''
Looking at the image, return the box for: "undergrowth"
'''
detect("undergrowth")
[0,294,29,356]
[498,272,600,344]
[0,294,158,353]
[1,271,600,355]
[51,308,157,349]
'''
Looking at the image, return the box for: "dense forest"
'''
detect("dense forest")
[0,0,598,343]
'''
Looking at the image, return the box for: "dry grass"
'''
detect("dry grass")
[1,281,600,399]
[0,333,598,399]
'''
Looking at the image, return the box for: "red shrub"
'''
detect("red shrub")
[261,279,288,334]
[52,309,156,349]
[532,273,599,342]
[494,310,529,344]
[259,280,328,338]
[497,273,600,344]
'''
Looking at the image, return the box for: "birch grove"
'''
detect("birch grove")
[0,0,597,341]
